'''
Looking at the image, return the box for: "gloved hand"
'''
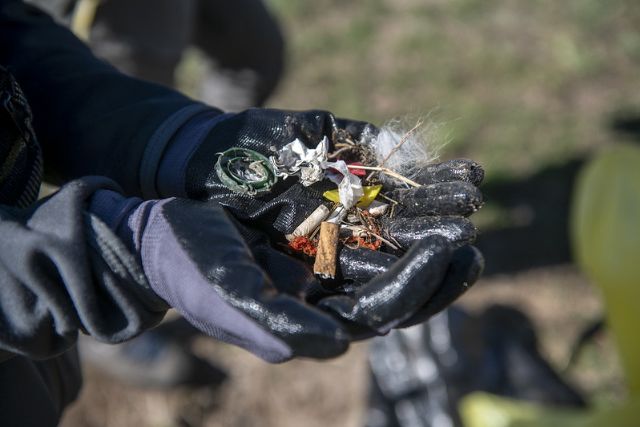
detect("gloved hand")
[156,109,483,245]
[152,108,485,335]
[89,191,483,359]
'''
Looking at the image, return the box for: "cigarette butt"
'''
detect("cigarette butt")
[313,222,340,279]
[286,205,331,241]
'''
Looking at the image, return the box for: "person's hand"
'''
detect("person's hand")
[89,191,483,361]
[150,108,485,342]
[171,109,377,235]
[317,237,483,338]
[90,191,347,362]
[159,109,484,245]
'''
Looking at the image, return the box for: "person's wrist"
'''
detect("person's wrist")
[89,190,141,231]
[88,190,154,253]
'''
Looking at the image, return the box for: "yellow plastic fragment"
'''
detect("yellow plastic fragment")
[322,185,383,208]
[322,189,341,204]
[357,185,383,207]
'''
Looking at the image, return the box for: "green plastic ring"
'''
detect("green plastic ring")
[214,147,278,195]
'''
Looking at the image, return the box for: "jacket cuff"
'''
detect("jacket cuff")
[153,110,233,198]
[139,103,220,199]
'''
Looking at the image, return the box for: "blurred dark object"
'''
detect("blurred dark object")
[79,317,228,389]
[609,109,640,142]
[478,106,640,277]
[476,159,583,276]
[26,0,285,111]
[365,305,586,427]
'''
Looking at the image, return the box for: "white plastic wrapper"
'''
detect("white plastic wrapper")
[321,160,364,210]
[270,137,329,186]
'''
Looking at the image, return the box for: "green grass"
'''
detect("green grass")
[267,0,640,182]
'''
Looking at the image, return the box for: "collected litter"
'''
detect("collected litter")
[215,121,435,280]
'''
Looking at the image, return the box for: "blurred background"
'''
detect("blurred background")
[59,0,640,425]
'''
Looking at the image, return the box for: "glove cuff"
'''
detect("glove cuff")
[88,190,147,252]
[139,103,223,199]
[89,190,140,227]
[153,110,233,198]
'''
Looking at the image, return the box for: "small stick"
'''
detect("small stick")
[327,146,353,160]
[341,225,401,250]
[347,165,421,188]
[378,192,400,205]
[313,222,341,279]
[334,143,354,148]
[385,232,402,249]
[309,223,322,240]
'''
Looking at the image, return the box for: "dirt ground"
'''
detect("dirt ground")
[60,266,624,427]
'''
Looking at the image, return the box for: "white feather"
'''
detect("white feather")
[371,118,445,185]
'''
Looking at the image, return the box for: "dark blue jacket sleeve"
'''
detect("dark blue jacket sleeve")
[0,0,218,196]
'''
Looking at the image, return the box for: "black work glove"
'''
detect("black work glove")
[181,109,483,243]
[180,109,378,234]
[157,108,484,335]
[90,191,347,362]
[89,191,481,360]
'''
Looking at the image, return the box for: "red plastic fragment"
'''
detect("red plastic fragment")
[347,162,367,176]
[289,236,318,257]
[343,235,382,251]
[357,237,382,250]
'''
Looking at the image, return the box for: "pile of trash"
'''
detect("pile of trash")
[215,122,431,279]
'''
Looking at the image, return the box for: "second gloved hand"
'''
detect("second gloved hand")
[89,191,483,359]
[89,190,349,363]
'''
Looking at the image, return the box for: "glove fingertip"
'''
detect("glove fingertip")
[283,310,352,360]
[385,215,477,248]
[317,295,357,319]
[396,245,484,328]
[452,244,484,282]
[413,158,485,186]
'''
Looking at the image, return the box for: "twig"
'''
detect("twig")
[385,232,402,249]
[309,224,322,240]
[327,146,353,159]
[341,225,400,250]
[347,165,421,188]
[377,193,399,218]
[378,192,400,205]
